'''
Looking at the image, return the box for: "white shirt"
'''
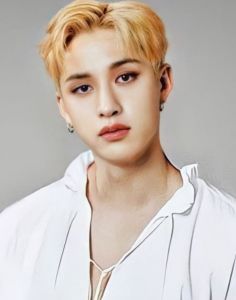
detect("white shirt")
[0,149,236,300]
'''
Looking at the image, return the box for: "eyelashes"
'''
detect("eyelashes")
[116,72,139,84]
[71,72,139,95]
[72,85,92,94]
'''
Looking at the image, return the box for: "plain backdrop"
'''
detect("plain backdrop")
[0,0,235,211]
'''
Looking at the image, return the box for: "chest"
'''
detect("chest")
[90,206,157,268]
[88,209,155,299]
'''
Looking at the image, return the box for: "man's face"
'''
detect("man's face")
[57,28,172,164]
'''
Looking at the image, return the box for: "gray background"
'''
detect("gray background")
[0,0,235,211]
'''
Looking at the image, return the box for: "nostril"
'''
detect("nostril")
[112,110,119,116]
[99,110,119,117]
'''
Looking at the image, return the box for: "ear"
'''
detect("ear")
[159,63,174,104]
[56,92,72,124]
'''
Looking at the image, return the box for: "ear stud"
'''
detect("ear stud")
[67,123,74,133]
[160,102,165,111]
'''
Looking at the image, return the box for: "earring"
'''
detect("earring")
[67,123,74,133]
[160,102,165,111]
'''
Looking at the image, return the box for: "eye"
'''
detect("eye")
[116,72,139,84]
[71,84,92,94]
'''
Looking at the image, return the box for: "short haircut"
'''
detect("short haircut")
[38,0,169,92]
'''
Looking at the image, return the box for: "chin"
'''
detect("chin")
[93,140,153,167]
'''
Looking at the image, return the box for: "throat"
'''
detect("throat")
[86,150,183,212]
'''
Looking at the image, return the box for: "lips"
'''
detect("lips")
[98,123,130,136]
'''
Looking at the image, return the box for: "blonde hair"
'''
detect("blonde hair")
[38,0,168,92]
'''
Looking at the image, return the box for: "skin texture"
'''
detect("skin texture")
[56,28,183,297]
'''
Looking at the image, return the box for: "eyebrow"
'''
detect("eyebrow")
[64,58,141,83]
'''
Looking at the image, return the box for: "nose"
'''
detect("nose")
[97,82,122,118]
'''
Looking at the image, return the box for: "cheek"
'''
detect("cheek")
[67,100,89,120]
[72,112,95,146]
[126,86,160,120]
[67,102,95,133]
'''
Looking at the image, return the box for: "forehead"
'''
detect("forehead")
[66,29,123,58]
[62,28,139,75]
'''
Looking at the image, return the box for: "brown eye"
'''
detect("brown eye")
[121,74,130,81]
[72,84,92,94]
[116,72,139,83]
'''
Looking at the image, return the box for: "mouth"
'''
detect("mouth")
[98,123,131,142]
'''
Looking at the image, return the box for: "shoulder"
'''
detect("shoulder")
[0,179,70,291]
[0,150,90,261]
[191,177,236,254]
[0,179,75,252]
[195,177,236,218]
[0,179,65,222]
[189,178,236,293]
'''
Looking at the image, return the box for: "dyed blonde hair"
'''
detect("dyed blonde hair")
[38,0,168,92]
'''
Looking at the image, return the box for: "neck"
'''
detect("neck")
[87,143,182,211]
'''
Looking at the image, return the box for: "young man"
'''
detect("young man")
[0,1,236,299]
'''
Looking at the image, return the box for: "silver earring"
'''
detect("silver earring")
[160,102,165,111]
[67,123,74,133]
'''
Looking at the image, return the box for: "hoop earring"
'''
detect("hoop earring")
[160,102,165,111]
[67,123,74,133]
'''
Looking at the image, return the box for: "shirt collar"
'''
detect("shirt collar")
[62,149,94,193]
